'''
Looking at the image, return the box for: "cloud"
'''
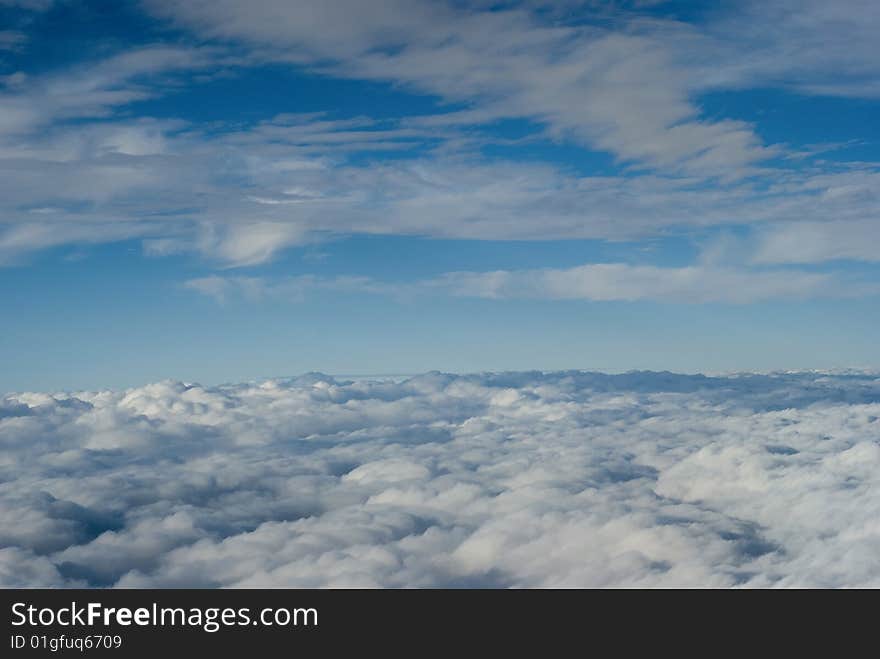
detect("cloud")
[0,30,26,51]
[0,2,877,273]
[135,0,880,169]
[3,370,880,587]
[423,263,848,303]
[0,46,217,138]
[195,221,309,268]
[145,0,775,176]
[702,0,880,98]
[183,273,383,304]
[1,110,878,267]
[0,0,54,9]
[184,260,876,305]
[753,219,880,265]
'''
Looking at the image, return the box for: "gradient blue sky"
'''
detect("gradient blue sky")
[1,0,879,392]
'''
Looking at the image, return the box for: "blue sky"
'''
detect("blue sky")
[1,0,879,391]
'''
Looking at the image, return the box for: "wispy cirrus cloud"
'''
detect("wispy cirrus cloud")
[701,0,880,98]
[2,131,879,268]
[753,219,880,265]
[145,0,775,177]
[184,259,879,305]
[0,45,219,137]
[0,0,877,276]
[0,0,54,9]
[0,30,26,51]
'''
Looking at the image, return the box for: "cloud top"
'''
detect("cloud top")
[2,370,879,587]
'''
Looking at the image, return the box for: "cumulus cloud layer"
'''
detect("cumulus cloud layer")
[2,370,879,587]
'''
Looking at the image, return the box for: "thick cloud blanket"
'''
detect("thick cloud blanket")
[2,370,878,587]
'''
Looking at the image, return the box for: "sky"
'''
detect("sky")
[1,0,879,392]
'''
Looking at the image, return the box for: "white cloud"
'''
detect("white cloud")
[145,0,775,176]
[1,112,878,267]
[0,2,877,271]
[184,260,875,305]
[753,220,880,264]
[702,0,880,98]
[183,273,387,304]
[0,46,217,137]
[137,0,880,171]
[196,221,309,268]
[424,263,846,303]
[2,370,880,587]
